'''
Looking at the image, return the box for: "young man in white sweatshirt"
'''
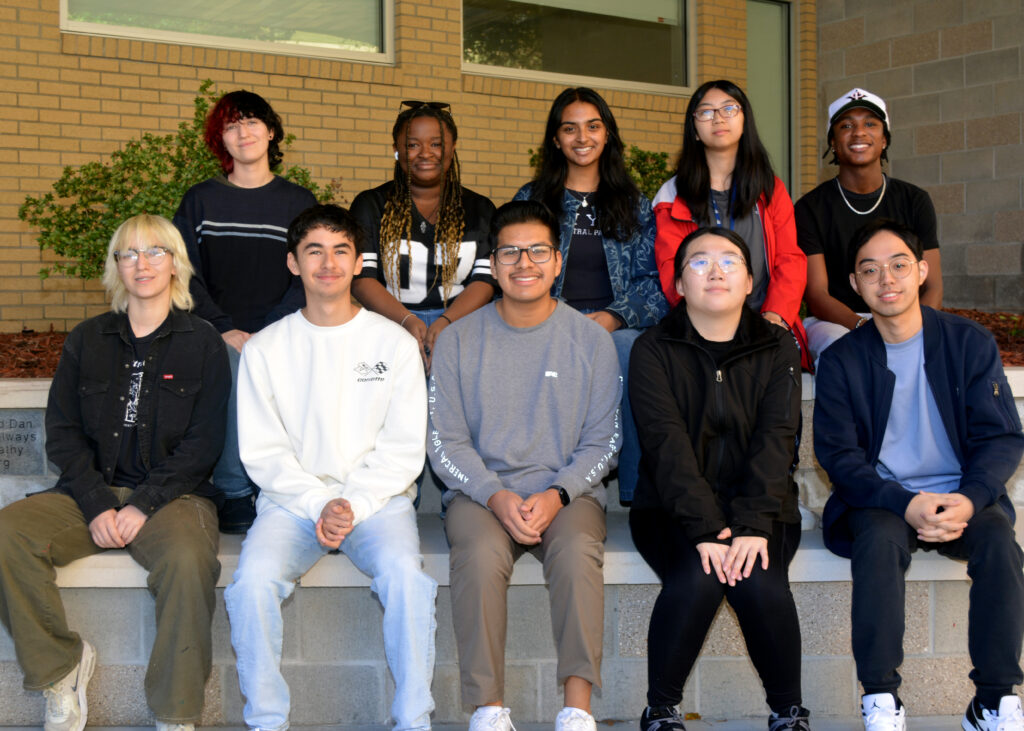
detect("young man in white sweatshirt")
[225,204,437,731]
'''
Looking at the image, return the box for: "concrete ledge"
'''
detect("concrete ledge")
[55,513,1023,590]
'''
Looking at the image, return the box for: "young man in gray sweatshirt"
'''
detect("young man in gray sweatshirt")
[428,199,622,731]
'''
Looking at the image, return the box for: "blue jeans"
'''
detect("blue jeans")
[224,496,437,731]
[610,327,642,504]
[213,345,258,500]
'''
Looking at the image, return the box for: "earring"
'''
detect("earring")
[394,151,399,160]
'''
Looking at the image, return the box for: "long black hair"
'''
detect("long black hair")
[673,80,777,225]
[528,87,641,241]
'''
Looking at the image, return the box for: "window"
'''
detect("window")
[61,0,392,63]
[463,0,688,90]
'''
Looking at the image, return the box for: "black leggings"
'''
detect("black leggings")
[630,509,803,712]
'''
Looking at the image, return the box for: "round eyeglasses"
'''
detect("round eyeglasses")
[493,244,555,266]
[684,254,745,276]
[854,257,916,284]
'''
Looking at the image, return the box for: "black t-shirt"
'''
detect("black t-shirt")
[350,181,497,310]
[795,175,938,312]
[561,190,614,311]
[111,328,159,489]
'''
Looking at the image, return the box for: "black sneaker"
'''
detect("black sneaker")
[770,705,811,731]
[218,495,256,533]
[640,705,686,731]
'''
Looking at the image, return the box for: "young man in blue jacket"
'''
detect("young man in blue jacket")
[813,218,1024,731]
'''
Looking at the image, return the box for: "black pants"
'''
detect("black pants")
[848,505,1024,706]
[630,509,803,711]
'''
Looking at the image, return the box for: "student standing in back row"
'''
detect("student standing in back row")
[515,87,667,504]
[796,88,942,361]
[653,79,811,371]
[174,90,317,533]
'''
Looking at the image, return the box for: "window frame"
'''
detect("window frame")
[59,0,396,65]
[460,0,696,96]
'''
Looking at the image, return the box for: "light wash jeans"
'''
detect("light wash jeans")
[212,345,258,499]
[224,496,437,731]
[804,313,871,370]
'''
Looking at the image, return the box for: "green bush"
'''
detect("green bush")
[19,80,336,280]
[527,144,672,201]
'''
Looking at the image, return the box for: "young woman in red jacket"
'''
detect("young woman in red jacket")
[652,80,811,370]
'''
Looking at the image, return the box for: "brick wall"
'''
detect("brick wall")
[1,0,819,332]
[817,0,1024,310]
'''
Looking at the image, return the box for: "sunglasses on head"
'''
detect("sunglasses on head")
[400,100,452,112]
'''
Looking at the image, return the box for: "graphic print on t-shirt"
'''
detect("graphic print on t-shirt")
[124,359,144,427]
[365,239,486,305]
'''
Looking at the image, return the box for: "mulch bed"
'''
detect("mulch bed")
[0,308,1022,377]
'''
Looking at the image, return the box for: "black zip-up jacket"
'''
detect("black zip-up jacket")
[45,309,230,522]
[629,304,802,542]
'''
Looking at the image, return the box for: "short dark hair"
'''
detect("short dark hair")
[488,200,560,253]
[287,204,366,257]
[673,226,753,282]
[847,218,923,273]
[205,91,285,174]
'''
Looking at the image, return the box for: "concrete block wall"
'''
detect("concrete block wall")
[1,0,821,334]
[816,0,1024,311]
[1,375,1023,724]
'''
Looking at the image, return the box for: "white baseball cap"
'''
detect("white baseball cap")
[827,88,889,133]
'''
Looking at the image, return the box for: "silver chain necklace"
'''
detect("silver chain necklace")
[836,174,887,215]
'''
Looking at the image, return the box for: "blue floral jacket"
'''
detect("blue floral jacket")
[513,184,668,329]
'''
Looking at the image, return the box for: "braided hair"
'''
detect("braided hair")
[378,106,466,304]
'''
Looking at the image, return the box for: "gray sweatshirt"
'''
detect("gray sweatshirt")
[428,301,622,508]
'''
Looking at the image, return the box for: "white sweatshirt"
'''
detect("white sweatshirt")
[237,308,426,526]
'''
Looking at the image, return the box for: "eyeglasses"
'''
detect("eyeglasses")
[683,254,745,276]
[693,104,742,123]
[493,244,555,266]
[854,257,916,284]
[401,100,452,112]
[114,246,170,265]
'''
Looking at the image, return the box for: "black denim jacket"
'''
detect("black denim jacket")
[45,309,230,522]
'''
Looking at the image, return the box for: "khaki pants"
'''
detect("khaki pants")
[444,493,605,707]
[0,489,220,722]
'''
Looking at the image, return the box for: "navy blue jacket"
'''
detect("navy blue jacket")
[814,306,1023,558]
[46,309,230,522]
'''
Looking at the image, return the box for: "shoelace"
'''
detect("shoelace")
[644,708,687,731]
[558,709,593,731]
[770,706,809,731]
[865,706,900,731]
[43,684,73,722]
[985,704,1024,731]
[486,708,516,731]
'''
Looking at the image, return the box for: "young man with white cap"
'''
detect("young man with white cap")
[795,88,943,361]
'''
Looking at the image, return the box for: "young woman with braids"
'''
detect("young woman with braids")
[652,79,812,371]
[514,87,668,504]
[351,102,496,370]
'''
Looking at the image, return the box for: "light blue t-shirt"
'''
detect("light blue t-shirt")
[876,329,962,493]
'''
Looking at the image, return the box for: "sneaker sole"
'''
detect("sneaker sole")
[74,642,96,731]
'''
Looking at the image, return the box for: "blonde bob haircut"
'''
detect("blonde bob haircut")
[102,214,195,314]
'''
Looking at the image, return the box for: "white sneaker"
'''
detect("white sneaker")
[556,706,597,731]
[156,723,195,731]
[470,706,516,731]
[862,693,906,731]
[43,640,96,731]
[963,696,1024,731]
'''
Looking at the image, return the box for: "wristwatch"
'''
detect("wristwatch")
[549,485,570,506]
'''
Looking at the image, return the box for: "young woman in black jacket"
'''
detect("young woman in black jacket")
[629,226,808,731]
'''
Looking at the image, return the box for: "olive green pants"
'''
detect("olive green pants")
[0,489,220,722]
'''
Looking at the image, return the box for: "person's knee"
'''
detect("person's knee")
[377,551,436,595]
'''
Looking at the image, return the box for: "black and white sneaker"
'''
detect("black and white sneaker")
[640,705,686,731]
[963,696,1024,731]
[862,693,906,731]
[770,705,811,731]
